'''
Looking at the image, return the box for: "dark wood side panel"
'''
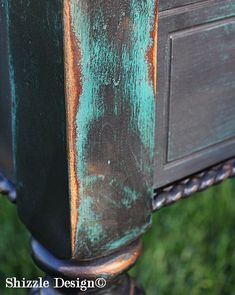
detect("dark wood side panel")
[159,0,206,11]
[154,0,235,188]
[7,0,71,258]
[0,0,14,180]
[168,18,235,162]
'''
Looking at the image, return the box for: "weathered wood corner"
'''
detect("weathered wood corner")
[0,0,235,294]
[1,1,157,293]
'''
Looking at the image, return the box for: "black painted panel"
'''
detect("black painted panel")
[0,1,14,180]
[7,0,71,258]
[168,19,235,162]
[159,0,206,11]
[154,0,235,188]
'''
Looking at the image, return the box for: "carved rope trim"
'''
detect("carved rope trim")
[152,158,235,212]
[0,172,16,203]
[1,158,235,208]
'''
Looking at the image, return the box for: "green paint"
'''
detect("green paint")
[70,0,156,258]
[123,1,156,159]
[121,186,140,208]
[75,196,106,254]
[5,1,17,172]
[106,223,151,251]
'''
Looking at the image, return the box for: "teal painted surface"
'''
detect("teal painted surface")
[69,0,156,259]
[123,1,156,159]
[0,0,16,180]
[7,27,17,176]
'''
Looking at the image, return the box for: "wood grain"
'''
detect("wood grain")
[64,0,158,259]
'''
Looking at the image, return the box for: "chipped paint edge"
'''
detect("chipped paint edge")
[63,0,80,257]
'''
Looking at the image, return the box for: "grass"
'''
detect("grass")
[131,179,235,295]
[0,179,235,294]
[0,198,43,295]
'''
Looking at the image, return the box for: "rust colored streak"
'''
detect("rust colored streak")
[146,0,158,96]
[32,239,142,282]
[100,247,141,277]
[129,280,135,295]
[63,0,81,257]
[90,240,142,278]
[152,0,159,96]
[71,239,143,278]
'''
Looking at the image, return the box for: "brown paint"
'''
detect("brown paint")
[152,0,159,97]
[129,279,135,295]
[32,238,142,280]
[75,239,142,277]
[98,245,141,277]
[63,0,81,257]
[71,240,142,278]
[146,0,158,96]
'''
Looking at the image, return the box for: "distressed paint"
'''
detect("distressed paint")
[0,0,15,181]
[8,0,72,258]
[64,0,80,256]
[64,0,158,259]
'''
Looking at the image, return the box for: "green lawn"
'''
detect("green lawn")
[0,179,235,294]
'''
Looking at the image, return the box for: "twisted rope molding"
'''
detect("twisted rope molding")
[152,158,235,212]
[0,172,16,203]
[1,158,235,208]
